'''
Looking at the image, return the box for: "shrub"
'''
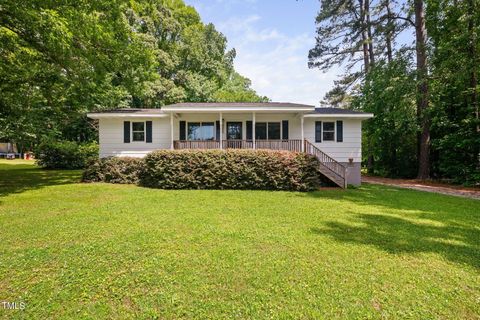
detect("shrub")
[139,149,321,191]
[78,143,99,165]
[82,157,143,184]
[34,140,98,169]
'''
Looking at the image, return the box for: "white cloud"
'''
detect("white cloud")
[217,14,339,107]
[217,15,260,33]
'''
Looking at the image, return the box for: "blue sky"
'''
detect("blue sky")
[184,0,340,106]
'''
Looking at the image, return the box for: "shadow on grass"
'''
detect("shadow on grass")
[306,184,479,224]
[305,185,480,269]
[0,163,81,198]
[311,214,480,269]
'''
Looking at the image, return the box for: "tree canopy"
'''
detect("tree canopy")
[0,0,267,148]
[310,0,480,185]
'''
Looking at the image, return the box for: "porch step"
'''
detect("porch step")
[318,164,346,188]
[304,140,347,188]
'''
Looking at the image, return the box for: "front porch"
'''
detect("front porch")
[166,111,346,187]
[167,111,306,152]
[173,139,304,152]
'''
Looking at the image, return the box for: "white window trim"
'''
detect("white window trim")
[187,121,216,141]
[322,121,336,142]
[131,121,146,143]
[255,121,282,140]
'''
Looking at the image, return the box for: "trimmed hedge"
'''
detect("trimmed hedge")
[35,140,99,169]
[83,150,322,191]
[83,157,143,184]
[140,150,321,191]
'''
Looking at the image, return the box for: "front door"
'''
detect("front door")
[226,122,243,148]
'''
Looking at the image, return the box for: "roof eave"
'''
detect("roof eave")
[303,113,374,119]
[87,113,169,119]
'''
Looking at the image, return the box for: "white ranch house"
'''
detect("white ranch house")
[87,102,373,187]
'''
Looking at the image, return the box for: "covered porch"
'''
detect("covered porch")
[166,110,307,152]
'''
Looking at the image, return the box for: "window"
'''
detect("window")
[255,122,281,140]
[323,122,335,141]
[226,122,242,140]
[267,122,281,140]
[255,123,267,140]
[132,122,145,142]
[187,122,215,140]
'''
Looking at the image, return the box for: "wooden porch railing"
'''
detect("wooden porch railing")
[254,140,303,152]
[173,140,220,149]
[173,140,303,152]
[304,140,346,188]
[222,140,253,149]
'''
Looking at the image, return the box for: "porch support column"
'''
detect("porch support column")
[252,112,256,150]
[300,113,305,152]
[219,112,223,150]
[170,112,174,150]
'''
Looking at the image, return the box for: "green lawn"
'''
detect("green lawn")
[1,160,479,319]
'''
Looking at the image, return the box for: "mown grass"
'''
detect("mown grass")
[0,160,479,319]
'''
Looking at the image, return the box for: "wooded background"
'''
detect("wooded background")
[0,0,267,151]
[309,0,480,185]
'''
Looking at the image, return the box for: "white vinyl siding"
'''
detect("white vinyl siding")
[98,118,170,158]
[304,118,362,163]
[97,114,363,163]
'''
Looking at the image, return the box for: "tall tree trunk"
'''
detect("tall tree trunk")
[385,0,393,63]
[365,0,375,67]
[362,31,371,74]
[359,0,370,73]
[415,0,430,179]
[359,0,375,172]
[467,0,479,167]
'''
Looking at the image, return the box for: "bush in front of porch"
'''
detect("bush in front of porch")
[141,149,321,191]
[83,150,323,191]
[83,156,143,184]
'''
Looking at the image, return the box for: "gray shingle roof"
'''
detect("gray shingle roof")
[309,108,369,115]
[166,102,315,108]
[88,103,371,115]
[88,108,163,114]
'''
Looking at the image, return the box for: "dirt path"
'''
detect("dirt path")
[362,176,480,200]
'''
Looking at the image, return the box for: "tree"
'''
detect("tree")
[0,0,158,149]
[426,0,480,184]
[213,72,269,103]
[467,0,479,168]
[414,0,430,179]
[308,0,374,74]
[352,57,417,177]
[0,0,266,151]
[309,0,411,175]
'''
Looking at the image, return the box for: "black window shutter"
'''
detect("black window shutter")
[124,121,130,143]
[315,121,322,143]
[146,121,152,143]
[179,121,186,140]
[282,120,289,140]
[216,121,220,141]
[246,121,253,140]
[336,121,343,142]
